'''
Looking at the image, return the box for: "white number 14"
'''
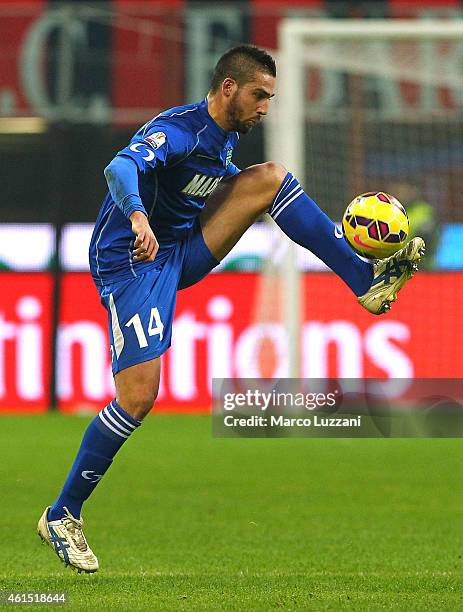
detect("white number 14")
[125,307,164,348]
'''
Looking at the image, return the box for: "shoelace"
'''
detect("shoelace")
[62,507,87,552]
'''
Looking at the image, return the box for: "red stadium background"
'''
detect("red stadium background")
[1,0,460,118]
[0,271,461,414]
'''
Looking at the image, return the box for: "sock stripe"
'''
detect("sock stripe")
[271,185,303,218]
[103,407,133,436]
[109,401,139,429]
[275,182,300,207]
[270,175,295,214]
[271,189,304,220]
[274,173,294,199]
[271,177,294,212]
[98,410,129,439]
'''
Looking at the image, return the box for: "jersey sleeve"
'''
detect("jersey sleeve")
[104,155,147,219]
[116,122,192,173]
[226,162,241,178]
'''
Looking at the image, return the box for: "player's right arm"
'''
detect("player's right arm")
[104,123,190,262]
[129,210,158,262]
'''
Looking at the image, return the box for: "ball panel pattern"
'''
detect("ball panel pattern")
[342,191,409,258]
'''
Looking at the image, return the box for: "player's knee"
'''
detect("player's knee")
[260,161,287,190]
[115,358,161,420]
[118,387,158,420]
[249,162,287,211]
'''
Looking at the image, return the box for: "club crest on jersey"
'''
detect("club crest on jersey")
[225,148,233,167]
[144,132,166,150]
[182,174,224,197]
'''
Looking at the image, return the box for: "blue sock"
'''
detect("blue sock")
[48,401,141,521]
[269,172,373,296]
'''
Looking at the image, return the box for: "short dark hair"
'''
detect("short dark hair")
[209,45,276,92]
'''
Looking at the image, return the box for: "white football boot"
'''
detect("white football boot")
[358,237,426,315]
[37,506,99,573]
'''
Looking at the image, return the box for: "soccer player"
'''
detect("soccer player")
[38,45,424,572]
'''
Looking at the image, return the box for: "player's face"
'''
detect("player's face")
[227,72,275,134]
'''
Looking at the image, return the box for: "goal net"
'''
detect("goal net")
[261,19,463,377]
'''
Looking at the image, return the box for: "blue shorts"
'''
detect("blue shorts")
[97,220,219,375]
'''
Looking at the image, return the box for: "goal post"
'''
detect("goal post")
[276,19,463,186]
[262,19,463,377]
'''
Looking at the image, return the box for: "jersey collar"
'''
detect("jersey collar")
[199,98,232,140]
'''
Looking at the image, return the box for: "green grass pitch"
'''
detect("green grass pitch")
[1,413,463,610]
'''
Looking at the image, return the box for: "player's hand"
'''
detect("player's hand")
[130,211,159,262]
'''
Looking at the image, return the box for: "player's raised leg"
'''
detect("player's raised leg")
[202,162,373,295]
[201,162,424,313]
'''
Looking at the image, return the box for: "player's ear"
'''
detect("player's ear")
[222,77,237,97]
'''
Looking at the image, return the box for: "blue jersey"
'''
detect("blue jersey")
[89,98,240,285]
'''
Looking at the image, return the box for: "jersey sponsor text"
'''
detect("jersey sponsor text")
[182,174,223,197]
